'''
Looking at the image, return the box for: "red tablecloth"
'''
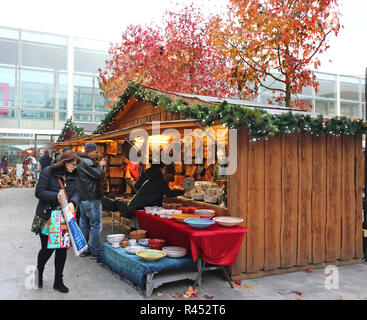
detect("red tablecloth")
[135,210,248,266]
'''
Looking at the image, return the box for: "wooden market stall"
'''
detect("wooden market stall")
[48,82,365,280]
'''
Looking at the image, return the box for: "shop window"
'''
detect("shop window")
[341,102,362,119]
[94,113,107,122]
[21,69,54,109]
[73,113,92,122]
[316,79,336,99]
[59,112,67,121]
[94,93,109,111]
[0,67,16,107]
[0,108,15,118]
[21,30,67,46]
[21,42,67,71]
[315,100,336,116]
[74,75,93,110]
[0,38,18,66]
[21,110,54,120]
[58,73,68,110]
[74,48,109,73]
[340,77,360,101]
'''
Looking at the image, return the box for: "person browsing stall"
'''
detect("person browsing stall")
[33,150,80,293]
[77,142,106,259]
[125,163,185,230]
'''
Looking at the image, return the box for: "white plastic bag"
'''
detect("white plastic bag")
[59,191,88,257]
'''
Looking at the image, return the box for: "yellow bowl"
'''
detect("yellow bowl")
[136,249,167,261]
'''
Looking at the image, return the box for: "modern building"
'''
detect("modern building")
[0,25,110,165]
[0,25,365,166]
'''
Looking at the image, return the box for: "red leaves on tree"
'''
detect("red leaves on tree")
[208,0,342,109]
[98,4,235,108]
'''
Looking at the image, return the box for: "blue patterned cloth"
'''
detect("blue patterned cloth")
[98,242,198,288]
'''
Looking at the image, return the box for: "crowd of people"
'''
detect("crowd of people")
[32,141,184,294]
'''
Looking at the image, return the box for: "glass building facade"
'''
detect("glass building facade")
[256,72,366,119]
[0,25,366,167]
[0,26,110,165]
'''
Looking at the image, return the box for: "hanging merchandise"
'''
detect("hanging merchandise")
[107,141,118,155]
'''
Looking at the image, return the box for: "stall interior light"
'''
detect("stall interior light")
[134,135,171,145]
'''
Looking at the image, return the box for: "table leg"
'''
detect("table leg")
[193,257,204,288]
[112,211,114,233]
[222,266,233,289]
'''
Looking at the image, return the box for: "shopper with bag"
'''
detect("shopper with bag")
[32,150,80,293]
[77,142,106,259]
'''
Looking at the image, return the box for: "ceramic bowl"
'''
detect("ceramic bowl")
[162,246,187,258]
[106,234,125,244]
[213,216,243,227]
[125,245,145,254]
[148,238,166,250]
[184,218,216,230]
[194,209,215,220]
[138,238,149,246]
[136,249,167,261]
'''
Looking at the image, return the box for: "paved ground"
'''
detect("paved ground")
[1,187,367,301]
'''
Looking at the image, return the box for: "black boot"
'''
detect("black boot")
[53,275,69,293]
[34,266,44,289]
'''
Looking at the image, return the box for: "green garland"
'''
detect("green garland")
[94,81,367,141]
[57,119,85,142]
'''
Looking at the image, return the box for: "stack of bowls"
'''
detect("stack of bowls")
[194,209,215,220]
[162,246,187,258]
[106,234,125,248]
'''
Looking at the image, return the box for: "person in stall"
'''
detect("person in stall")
[122,155,139,194]
[118,162,185,231]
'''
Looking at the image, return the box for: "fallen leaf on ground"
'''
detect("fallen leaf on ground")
[296,297,306,300]
[183,286,199,298]
[157,292,163,296]
[234,284,254,290]
[305,268,312,273]
[203,295,214,299]
[339,297,346,300]
[324,273,332,277]
[171,293,182,298]
[14,245,22,249]
[234,280,242,286]
[76,273,83,277]
[358,296,367,300]
[291,290,303,296]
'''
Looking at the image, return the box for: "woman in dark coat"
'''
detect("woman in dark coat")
[34,150,80,293]
[125,163,185,230]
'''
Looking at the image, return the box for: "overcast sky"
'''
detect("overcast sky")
[2,0,366,77]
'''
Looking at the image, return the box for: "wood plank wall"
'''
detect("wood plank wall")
[229,130,364,276]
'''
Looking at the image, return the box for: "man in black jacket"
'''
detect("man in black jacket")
[39,150,52,172]
[76,142,106,258]
[126,163,184,230]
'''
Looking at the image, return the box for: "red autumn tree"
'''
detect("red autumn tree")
[98,4,235,108]
[209,0,341,109]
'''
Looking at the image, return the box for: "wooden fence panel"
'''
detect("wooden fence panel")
[246,139,265,273]
[280,134,298,268]
[231,129,249,275]
[325,135,342,262]
[311,135,327,264]
[341,135,356,260]
[355,134,364,258]
[264,136,282,271]
[297,133,313,266]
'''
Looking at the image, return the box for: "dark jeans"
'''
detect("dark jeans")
[37,233,67,280]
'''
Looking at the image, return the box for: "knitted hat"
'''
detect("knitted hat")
[85,142,98,152]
